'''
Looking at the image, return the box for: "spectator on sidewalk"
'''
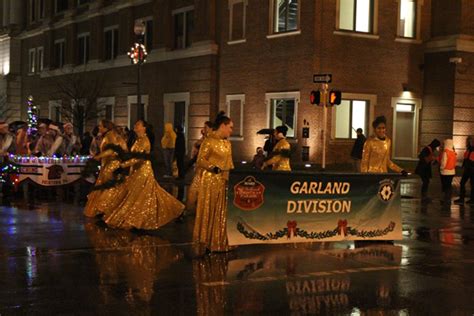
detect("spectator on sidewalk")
[350,128,366,172]
[454,136,474,205]
[439,138,457,203]
[251,147,265,169]
[161,123,176,177]
[415,139,440,202]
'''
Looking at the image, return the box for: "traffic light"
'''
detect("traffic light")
[310,90,321,105]
[329,90,342,105]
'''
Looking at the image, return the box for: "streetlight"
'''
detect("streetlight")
[128,20,148,121]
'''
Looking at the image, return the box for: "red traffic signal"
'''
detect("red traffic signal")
[329,90,342,105]
[310,90,321,105]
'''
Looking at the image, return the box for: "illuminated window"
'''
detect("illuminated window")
[398,0,416,38]
[339,0,374,33]
[173,7,194,49]
[266,92,299,139]
[334,99,369,139]
[272,0,299,33]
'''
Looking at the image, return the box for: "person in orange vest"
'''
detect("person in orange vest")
[415,138,441,202]
[439,139,457,203]
[454,136,474,205]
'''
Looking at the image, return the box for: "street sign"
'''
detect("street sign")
[313,74,332,83]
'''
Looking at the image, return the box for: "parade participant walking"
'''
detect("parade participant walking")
[105,120,184,230]
[454,136,474,205]
[361,116,407,175]
[194,111,234,253]
[350,128,366,172]
[84,120,127,217]
[186,121,213,212]
[439,138,457,203]
[261,125,291,171]
[161,123,176,178]
[415,139,441,202]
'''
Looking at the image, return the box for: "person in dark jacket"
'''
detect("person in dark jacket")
[454,136,474,205]
[350,128,366,172]
[415,138,441,202]
[174,125,186,179]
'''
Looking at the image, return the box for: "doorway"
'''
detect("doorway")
[163,92,190,153]
[393,101,419,159]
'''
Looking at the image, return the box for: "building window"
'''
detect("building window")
[104,28,119,60]
[30,0,37,22]
[334,99,369,139]
[49,101,62,122]
[228,0,247,42]
[266,92,299,139]
[28,49,36,73]
[145,19,153,50]
[77,34,90,65]
[55,0,69,13]
[338,0,374,33]
[271,0,299,34]
[39,0,45,19]
[226,94,245,138]
[37,47,44,72]
[97,97,115,122]
[398,0,416,38]
[54,40,65,68]
[173,7,194,49]
[78,0,90,6]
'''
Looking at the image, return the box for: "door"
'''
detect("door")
[174,101,186,130]
[394,103,416,158]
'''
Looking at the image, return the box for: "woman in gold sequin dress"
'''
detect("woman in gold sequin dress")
[361,116,407,175]
[261,125,291,171]
[84,120,128,217]
[105,120,184,230]
[194,112,234,253]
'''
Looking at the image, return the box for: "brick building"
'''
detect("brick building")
[0,0,473,165]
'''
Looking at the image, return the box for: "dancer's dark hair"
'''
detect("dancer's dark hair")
[213,111,231,130]
[372,116,387,129]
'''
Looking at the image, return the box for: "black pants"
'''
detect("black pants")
[440,175,454,199]
[420,176,430,197]
[459,169,473,199]
[176,154,185,179]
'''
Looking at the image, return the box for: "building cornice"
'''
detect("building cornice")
[39,42,218,78]
[425,34,474,53]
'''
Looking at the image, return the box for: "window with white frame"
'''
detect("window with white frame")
[30,0,37,22]
[338,0,374,33]
[226,94,245,138]
[37,47,44,72]
[266,92,299,139]
[228,0,247,42]
[398,0,416,38]
[28,49,36,73]
[55,0,69,13]
[173,7,194,49]
[54,40,65,68]
[97,97,115,122]
[104,27,119,60]
[49,101,62,122]
[334,99,369,139]
[144,19,154,50]
[77,33,90,65]
[271,0,299,34]
[39,0,45,19]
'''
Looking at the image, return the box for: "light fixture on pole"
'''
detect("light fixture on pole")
[128,20,147,121]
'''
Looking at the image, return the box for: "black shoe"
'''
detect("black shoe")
[453,198,464,205]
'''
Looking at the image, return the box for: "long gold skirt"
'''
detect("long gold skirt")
[193,170,229,252]
[84,159,121,217]
[105,161,184,230]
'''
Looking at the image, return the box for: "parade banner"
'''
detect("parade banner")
[227,171,403,245]
[11,156,93,186]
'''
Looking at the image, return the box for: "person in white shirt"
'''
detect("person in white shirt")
[47,123,65,157]
[63,122,81,155]
[0,122,15,156]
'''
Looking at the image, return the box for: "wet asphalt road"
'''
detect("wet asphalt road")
[0,178,473,315]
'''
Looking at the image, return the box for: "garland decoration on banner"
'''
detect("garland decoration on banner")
[236,219,397,241]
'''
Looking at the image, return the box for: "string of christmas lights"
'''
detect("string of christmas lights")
[127,43,148,64]
[9,154,91,164]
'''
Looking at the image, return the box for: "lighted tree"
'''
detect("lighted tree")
[26,95,38,136]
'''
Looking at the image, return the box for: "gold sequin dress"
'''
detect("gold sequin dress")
[105,135,184,230]
[84,130,127,217]
[361,136,402,173]
[193,133,234,252]
[265,138,291,171]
